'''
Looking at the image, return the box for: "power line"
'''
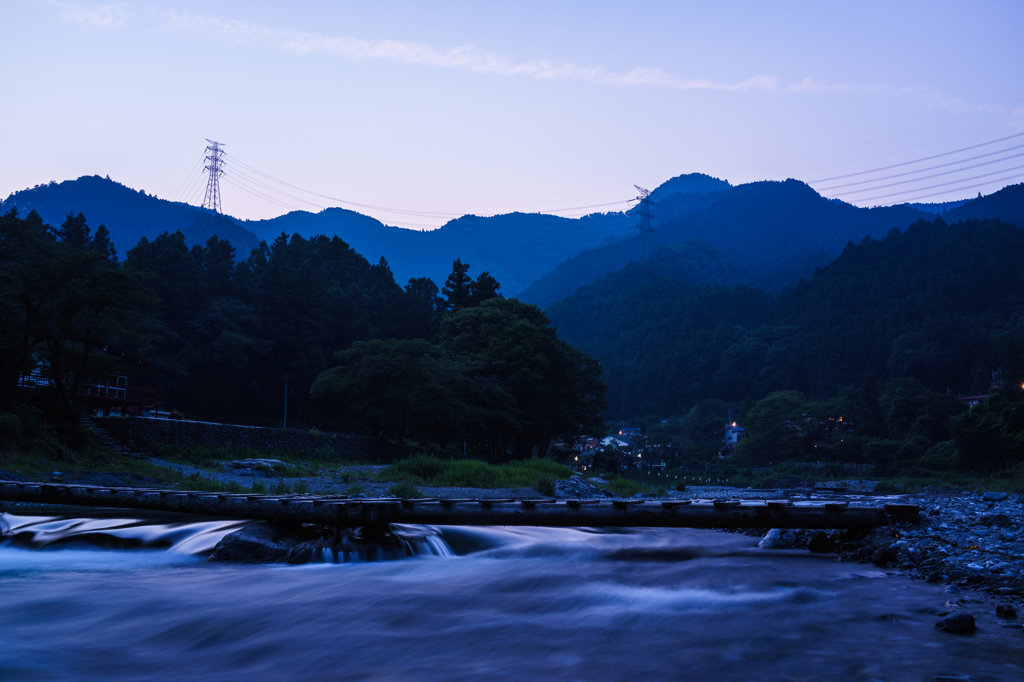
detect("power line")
[817,144,1024,191]
[726,96,1024,177]
[225,151,633,220]
[222,177,299,212]
[182,168,206,205]
[173,153,205,202]
[825,152,1024,197]
[184,171,207,206]
[851,167,1024,204]
[228,164,325,210]
[865,174,1024,205]
[810,132,1024,184]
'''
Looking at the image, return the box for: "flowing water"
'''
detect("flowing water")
[1,508,1022,681]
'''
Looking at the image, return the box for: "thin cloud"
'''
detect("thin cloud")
[163,12,799,93]
[58,3,127,31]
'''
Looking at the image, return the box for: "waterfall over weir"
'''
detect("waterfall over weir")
[0,509,453,563]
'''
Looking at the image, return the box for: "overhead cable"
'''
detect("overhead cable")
[810,132,1024,184]
[817,144,1024,191]
[851,168,1024,203]
[226,152,632,220]
[825,152,1024,196]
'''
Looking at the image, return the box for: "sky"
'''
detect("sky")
[3,0,1024,228]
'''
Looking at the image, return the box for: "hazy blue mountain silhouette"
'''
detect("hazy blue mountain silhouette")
[244,209,636,294]
[942,182,1024,229]
[519,179,934,307]
[240,172,732,292]
[7,173,1019,303]
[1,176,259,257]
[647,172,731,203]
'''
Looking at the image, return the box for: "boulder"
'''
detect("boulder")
[807,530,830,554]
[555,475,603,499]
[228,458,286,470]
[758,529,798,549]
[934,613,976,634]
[871,547,898,567]
[208,522,310,563]
[977,513,1012,528]
[996,604,1017,619]
[982,491,1008,502]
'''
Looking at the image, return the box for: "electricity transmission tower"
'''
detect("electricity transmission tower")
[202,139,226,213]
[630,185,656,261]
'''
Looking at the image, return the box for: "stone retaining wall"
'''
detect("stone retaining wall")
[94,417,428,463]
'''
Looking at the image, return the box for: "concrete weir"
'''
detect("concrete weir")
[0,480,920,530]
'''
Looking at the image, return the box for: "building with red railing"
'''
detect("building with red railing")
[18,372,163,418]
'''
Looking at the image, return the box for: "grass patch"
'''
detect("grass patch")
[380,454,572,489]
[386,481,423,499]
[138,440,352,473]
[604,477,652,497]
[164,470,253,493]
[532,475,556,497]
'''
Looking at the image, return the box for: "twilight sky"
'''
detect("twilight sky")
[3,0,1023,228]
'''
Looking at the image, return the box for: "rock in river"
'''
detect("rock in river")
[208,522,309,563]
[758,529,798,549]
[934,613,977,634]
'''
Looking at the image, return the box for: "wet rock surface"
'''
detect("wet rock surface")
[746,488,1024,615]
[226,458,287,470]
[207,522,313,563]
[554,475,605,499]
[935,613,977,634]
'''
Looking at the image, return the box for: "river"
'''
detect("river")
[1,508,1022,681]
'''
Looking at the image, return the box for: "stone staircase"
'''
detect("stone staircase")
[81,416,141,458]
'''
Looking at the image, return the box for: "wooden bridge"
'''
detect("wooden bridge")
[0,480,918,530]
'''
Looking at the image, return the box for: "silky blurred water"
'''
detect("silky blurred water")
[1,509,1022,681]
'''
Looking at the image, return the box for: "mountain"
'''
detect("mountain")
[906,199,970,214]
[520,179,930,307]
[547,217,1024,420]
[243,208,635,295]
[942,182,1024,229]
[0,176,259,257]
[646,172,731,205]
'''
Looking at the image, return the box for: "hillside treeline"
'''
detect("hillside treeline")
[551,217,1024,417]
[549,216,1024,477]
[0,209,605,457]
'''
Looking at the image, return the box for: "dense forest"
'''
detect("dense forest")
[0,209,604,458]
[550,216,1024,479]
[0,176,259,256]
[519,179,934,307]
[550,217,1024,418]
[4,177,1024,480]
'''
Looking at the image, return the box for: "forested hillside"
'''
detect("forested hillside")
[0,173,733,297]
[1,208,605,458]
[521,180,933,307]
[549,217,1024,421]
[943,182,1024,229]
[0,176,259,257]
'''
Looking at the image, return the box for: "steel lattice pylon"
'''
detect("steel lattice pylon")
[202,139,226,213]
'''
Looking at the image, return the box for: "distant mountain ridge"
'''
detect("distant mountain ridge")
[520,181,1024,308]
[1,176,259,257]
[244,208,636,295]
[5,174,1022,302]
[547,216,1024,418]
